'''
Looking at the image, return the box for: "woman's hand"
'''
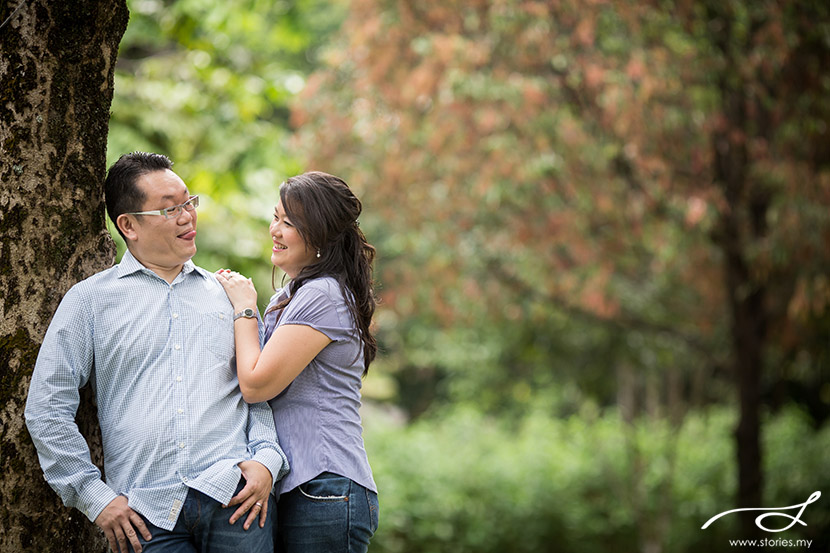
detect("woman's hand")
[215,269,258,312]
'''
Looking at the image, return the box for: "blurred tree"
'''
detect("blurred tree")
[0,1,126,550]
[291,0,728,416]
[670,0,830,528]
[289,0,830,536]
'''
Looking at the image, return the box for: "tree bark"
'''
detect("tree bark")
[0,0,127,550]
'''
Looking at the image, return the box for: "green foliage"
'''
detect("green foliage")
[364,404,830,552]
[107,0,347,307]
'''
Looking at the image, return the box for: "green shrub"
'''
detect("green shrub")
[363,404,829,553]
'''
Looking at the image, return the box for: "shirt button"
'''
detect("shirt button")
[177,408,184,414]
[172,313,179,319]
[219,314,225,320]
[176,376,182,382]
[182,476,188,482]
[179,442,186,449]
[174,344,181,350]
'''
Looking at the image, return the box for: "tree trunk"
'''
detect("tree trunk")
[712,51,768,542]
[0,0,127,550]
[720,201,766,535]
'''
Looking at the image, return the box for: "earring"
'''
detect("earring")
[316,249,321,258]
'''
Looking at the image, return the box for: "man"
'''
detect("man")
[25,152,288,553]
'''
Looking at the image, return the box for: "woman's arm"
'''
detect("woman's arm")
[244,324,331,402]
[216,271,331,402]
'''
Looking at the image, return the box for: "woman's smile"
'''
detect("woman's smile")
[269,200,317,278]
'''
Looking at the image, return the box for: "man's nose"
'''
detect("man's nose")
[177,207,195,223]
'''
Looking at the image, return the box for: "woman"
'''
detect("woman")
[216,171,379,552]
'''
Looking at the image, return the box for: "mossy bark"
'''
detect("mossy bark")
[0,0,128,550]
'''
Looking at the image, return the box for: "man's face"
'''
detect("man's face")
[127,169,198,271]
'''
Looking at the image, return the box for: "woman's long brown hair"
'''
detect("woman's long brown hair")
[269,171,378,374]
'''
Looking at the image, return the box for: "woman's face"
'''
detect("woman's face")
[270,199,318,279]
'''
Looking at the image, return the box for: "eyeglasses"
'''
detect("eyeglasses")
[126,195,199,219]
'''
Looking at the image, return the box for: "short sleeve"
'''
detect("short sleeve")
[280,282,352,342]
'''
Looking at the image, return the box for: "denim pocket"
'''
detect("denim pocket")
[298,472,350,502]
[366,488,379,533]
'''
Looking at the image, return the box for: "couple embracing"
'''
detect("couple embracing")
[25,152,379,553]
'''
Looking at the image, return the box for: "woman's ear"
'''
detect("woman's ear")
[117,214,139,242]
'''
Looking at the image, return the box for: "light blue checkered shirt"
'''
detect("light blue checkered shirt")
[25,250,289,531]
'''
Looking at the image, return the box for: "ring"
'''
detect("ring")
[255,502,262,507]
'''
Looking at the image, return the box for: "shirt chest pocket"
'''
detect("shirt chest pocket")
[196,310,235,369]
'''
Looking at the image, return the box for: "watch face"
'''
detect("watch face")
[235,308,256,320]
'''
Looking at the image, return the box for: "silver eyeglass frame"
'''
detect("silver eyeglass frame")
[126,195,199,219]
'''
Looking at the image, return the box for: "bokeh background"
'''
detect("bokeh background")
[105,1,830,551]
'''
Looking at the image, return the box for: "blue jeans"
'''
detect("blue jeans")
[137,481,274,553]
[276,472,379,553]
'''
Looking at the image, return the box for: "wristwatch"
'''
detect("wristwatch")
[233,308,256,321]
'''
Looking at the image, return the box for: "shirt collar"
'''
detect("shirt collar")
[116,249,207,282]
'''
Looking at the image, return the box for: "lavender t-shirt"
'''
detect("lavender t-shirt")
[263,276,376,495]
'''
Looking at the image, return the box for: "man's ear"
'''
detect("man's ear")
[117,214,139,242]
